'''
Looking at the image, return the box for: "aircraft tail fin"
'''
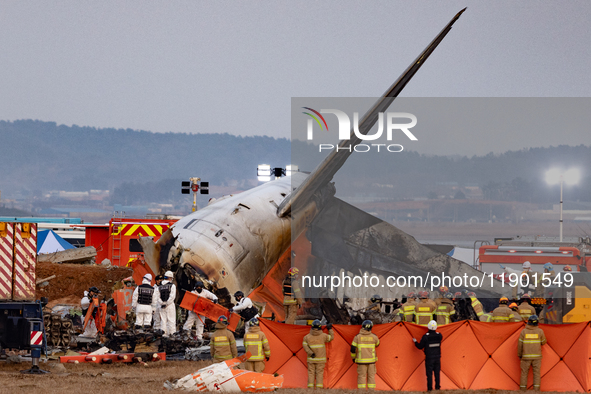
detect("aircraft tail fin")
[277,8,466,217]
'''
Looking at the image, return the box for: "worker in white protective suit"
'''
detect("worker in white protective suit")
[80,288,98,337]
[230,291,259,329]
[500,261,538,299]
[152,275,163,331]
[183,280,218,340]
[158,271,177,336]
[132,273,158,330]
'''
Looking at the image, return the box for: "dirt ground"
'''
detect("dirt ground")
[0,361,567,393]
[36,261,133,304]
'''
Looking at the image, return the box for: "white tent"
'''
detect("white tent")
[37,230,75,254]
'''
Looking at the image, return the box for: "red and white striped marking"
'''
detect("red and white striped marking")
[13,223,37,300]
[0,223,14,300]
[30,331,43,346]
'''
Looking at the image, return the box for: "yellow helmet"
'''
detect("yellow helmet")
[288,267,299,276]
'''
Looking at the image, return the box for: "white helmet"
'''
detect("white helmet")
[143,273,153,281]
[164,270,174,279]
[427,320,437,330]
[522,261,531,270]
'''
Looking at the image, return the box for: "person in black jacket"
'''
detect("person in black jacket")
[413,320,443,391]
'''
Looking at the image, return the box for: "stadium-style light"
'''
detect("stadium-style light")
[545,168,581,242]
[257,164,272,182]
[286,165,299,177]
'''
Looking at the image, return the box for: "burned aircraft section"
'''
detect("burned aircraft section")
[297,197,506,310]
[136,8,504,321]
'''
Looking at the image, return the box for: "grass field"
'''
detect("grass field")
[0,360,566,393]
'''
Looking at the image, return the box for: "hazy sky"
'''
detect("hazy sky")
[1,1,590,155]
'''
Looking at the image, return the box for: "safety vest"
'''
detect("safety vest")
[492,305,515,322]
[303,328,334,363]
[159,283,172,302]
[137,284,154,305]
[434,300,455,325]
[470,296,484,317]
[518,326,547,359]
[243,326,270,361]
[518,303,536,319]
[414,300,436,326]
[400,300,417,322]
[351,329,380,364]
[210,324,238,361]
[283,276,301,305]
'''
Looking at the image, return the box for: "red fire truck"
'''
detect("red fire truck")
[82,217,177,267]
[478,235,591,274]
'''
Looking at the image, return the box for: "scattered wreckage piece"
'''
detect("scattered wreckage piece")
[164,352,284,392]
[180,292,242,332]
[38,246,97,264]
[60,351,165,364]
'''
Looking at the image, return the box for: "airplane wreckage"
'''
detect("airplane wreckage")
[140,8,507,324]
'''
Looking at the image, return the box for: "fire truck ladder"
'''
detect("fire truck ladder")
[112,211,126,267]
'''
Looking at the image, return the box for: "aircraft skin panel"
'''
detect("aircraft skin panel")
[167,173,308,294]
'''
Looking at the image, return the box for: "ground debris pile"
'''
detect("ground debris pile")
[36,260,133,302]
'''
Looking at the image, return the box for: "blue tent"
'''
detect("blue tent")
[37,230,75,254]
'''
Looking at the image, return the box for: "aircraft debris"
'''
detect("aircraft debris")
[164,352,284,392]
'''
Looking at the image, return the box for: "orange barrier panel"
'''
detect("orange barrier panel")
[259,319,591,391]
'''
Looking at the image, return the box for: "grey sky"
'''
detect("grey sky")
[1,1,590,155]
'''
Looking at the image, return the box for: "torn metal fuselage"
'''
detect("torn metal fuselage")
[148,172,319,304]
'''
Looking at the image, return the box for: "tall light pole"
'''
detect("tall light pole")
[545,168,580,242]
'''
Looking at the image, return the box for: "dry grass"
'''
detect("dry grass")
[0,362,572,393]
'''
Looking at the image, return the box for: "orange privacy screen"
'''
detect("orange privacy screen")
[259,319,591,391]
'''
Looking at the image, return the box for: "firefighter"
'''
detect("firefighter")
[283,267,303,324]
[153,275,163,331]
[183,281,217,340]
[243,318,270,372]
[132,273,157,330]
[210,315,238,362]
[159,271,177,336]
[518,315,547,391]
[303,319,334,389]
[413,320,442,391]
[564,265,572,272]
[492,297,515,322]
[518,294,536,321]
[398,292,417,323]
[351,320,379,390]
[508,303,523,322]
[230,291,259,323]
[414,291,436,326]
[365,295,383,324]
[436,286,449,305]
[467,291,485,320]
[435,293,456,325]
[425,291,438,310]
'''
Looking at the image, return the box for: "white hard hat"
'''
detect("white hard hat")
[143,273,153,281]
[522,261,531,269]
[164,271,174,278]
[427,320,437,331]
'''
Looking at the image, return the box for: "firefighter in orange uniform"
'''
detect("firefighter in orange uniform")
[517,294,536,321]
[492,297,515,322]
[303,319,334,389]
[414,291,436,326]
[283,267,303,324]
[210,316,238,362]
[434,293,456,325]
[398,292,417,322]
[351,320,380,390]
[243,317,270,372]
[518,315,547,391]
